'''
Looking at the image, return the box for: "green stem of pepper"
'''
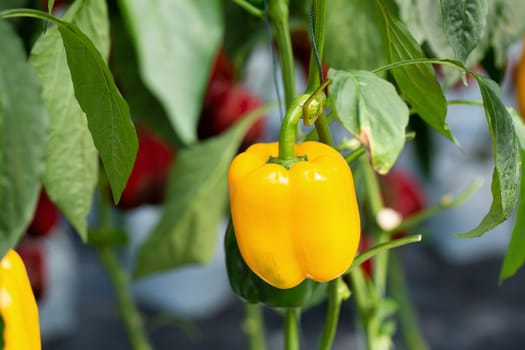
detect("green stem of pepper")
[272,94,309,164]
[273,81,332,164]
[268,0,296,108]
[267,0,304,166]
[244,303,268,350]
[284,308,300,350]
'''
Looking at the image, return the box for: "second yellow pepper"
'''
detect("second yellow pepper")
[228,141,361,289]
[0,249,41,350]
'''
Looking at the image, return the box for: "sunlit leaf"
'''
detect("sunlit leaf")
[29,0,108,240]
[490,0,525,67]
[0,8,138,203]
[376,1,453,142]
[133,111,265,279]
[325,0,387,71]
[441,0,488,63]
[500,113,525,281]
[328,68,409,174]
[118,0,223,145]
[48,0,55,13]
[0,21,48,257]
[457,76,520,237]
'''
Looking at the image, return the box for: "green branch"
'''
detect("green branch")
[97,247,153,350]
[284,308,300,350]
[244,303,268,350]
[388,178,483,235]
[233,0,264,18]
[372,58,468,75]
[268,0,296,108]
[317,278,349,350]
[346,235,422,275]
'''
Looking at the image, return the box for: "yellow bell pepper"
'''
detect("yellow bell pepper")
[228,141,361,289]
[0,249,41,350]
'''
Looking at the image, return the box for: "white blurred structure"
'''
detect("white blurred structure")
[124,206,233,320]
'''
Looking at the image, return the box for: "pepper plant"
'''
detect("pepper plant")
[1,0,525,349]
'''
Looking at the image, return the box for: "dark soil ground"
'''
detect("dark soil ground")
[44,240,525,350]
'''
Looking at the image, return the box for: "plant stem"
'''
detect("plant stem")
[284,308,300,350]
[388,178,483,235]
[97,247,153,350]
[373,236,390,298]
[318,279,343,350]
[307,0,333,147]
[234,0,264,18]
[268,0,296,108]
[349,268,376,349]
[306,0,326,92]
[360,158,390,297]
[313,104,333,146]
[346,235,422,274]
[388,253,430,350]
[359,156,390,349]
[360,157,383,218]
[345,147,366,165]
[447,99,484,107]
[95,177,152,350]
[244,303,268,350]
[372,57,468,75]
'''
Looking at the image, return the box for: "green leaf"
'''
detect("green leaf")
[57,21,136,204]
[490,0,525,67]
[110,15,179,147]
[0,8,138,203]
[325,0,387,71]
[29,0,108,240]
[376,1,453,142]
[0,0,27,10]
[328,69,409,174]
[61,0,110,60]
[396,0,495,86]
[457,76,520,237]
[118,0,223,145]
[48,0,55,13]
[511,109,525,149]
[440,0,488,63]
[133,111,264,279]
[395,0,425,43]
[500,149,525,281]
[222,0,265,70]
[500,113,525,281]
[0,21,48,257]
